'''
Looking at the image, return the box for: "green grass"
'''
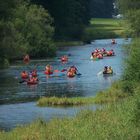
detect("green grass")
[37,82,128,107]
[83,18,125,41]
[0,93,139,140]
[37,96,95,106]
[95,82,128,104]
[0,82,139,140]
[55,41,83,47]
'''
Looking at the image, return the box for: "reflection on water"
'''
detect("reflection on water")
[0,38,131,130]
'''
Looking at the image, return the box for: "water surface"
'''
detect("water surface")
[0,38,131,130]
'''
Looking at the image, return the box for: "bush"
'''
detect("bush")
[122,39,140,93]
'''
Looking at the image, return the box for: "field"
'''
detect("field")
[83,18,125,42]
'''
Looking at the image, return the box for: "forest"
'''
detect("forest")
[0,0,115,68]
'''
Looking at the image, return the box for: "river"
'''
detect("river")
[0,38,131,131]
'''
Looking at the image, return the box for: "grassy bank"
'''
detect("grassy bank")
[37,82,128,106]
[55,18,125,46]
[0,91,139,140]
[0,80,139,139]
[55,41,84,47]
[37,96,95,106]
[83,18,125,41]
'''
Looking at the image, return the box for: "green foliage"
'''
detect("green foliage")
[95,81,128,104]
[32,0,90,40]
[0,58,9,69]
[12,2,56,58]
[0,0,17,20]
[132,87,140,128]
[123,38,140,92]
[82,18,124,41]
[118,0,140,37]
[118,0,140,13]
[37,81,129,107]
[89,0,114,18]
[37,96,95,106]
[0,92,139,140]
[55,41,83,47]
[125,10,140,37]
[0,0,56,67]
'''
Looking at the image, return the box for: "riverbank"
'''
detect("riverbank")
[37,82,128,106]
[1,38,140,139]
[0,18,125,68]
[0,83,139,139]
[55,18,125,47]
[55,41,84,47]
[83,18,125,42]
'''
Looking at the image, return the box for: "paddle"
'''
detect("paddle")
[97,70,103,76]
[53,68,67,73]
[76,69,82,76]
[61,68,67,72]
[53,69,59,73]
[76,73,82,76]
[19,79,27,84]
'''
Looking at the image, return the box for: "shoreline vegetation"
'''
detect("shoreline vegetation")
[37,82,128,107]
[0,18,124,69]
[0,83,139,139]
[1,39,140,139]
[56,18,125,47]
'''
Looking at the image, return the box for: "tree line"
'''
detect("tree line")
[0,0,115,68]
[117,0,140,92]
[0,0,55,68]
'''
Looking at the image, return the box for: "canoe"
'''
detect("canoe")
[44,71,53,75]
[27,81,38,85]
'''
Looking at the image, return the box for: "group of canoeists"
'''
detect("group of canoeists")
[44,64,78,78]
[21,39,117,85]
[21,54,80,85]
[90,48,115,60]
[21,69,38,85]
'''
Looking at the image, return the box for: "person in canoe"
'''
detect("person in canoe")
[61,55,68,62]
[103,66,113,74]
[21,71,29,79]
[107,66,113,74]
[31,69,37,77]
[67,66,78,77]
[97,53,103,59]
[23,54,30,64]
[70,65,78,74]
[27,76,39,85]
[101,48,106,54]
[45,64,53,75]
[110,49,115,56]
[103,66,108,74]
[111,39,116,44]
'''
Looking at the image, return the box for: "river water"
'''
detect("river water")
[0,38,131,131]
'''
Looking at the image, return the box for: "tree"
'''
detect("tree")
[13,2,55,57]
[31,0,90,40]
[89,0,114,18]
[117,0,140,37]
[0,0,56,68]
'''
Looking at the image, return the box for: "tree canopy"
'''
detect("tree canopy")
[117,0,140,37]
[0,0,55,68]
[31,0,90,40]
[89,0,114,18]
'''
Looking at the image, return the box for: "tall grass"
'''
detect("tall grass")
[37,82,128,107]
[95,81,128,104]
[37,96,95,106]
[0,92,139,140]
[122,38,140,93]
